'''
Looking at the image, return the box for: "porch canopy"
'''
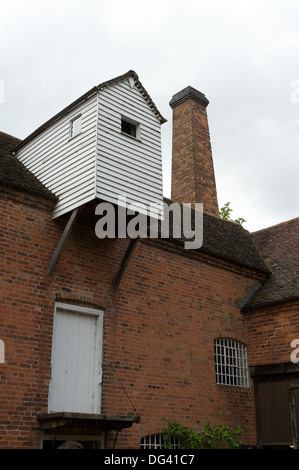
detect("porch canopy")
[38,412,140,434]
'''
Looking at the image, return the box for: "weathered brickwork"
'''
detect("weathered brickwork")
[102,238,260,448]
[245,300,299,366]
[170,94,219,217]
[1,186,262,448]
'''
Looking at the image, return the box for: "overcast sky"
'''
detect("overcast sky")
[1,0,298,232]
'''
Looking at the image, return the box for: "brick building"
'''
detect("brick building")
[0,71,298,449]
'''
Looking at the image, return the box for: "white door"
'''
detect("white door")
[48,303,103,414]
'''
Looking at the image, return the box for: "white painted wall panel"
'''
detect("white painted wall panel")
[16,94,98,218]
[48,303,103,414]
[96,79,164,217]
[16,76,164,219]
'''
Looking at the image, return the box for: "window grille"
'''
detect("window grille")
[214,338,248,387]
[140,434,181,449]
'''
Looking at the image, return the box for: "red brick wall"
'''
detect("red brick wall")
[1,187,263,448]
[245,300,299,366]
[0,188,56,448]
[103,240,260,448]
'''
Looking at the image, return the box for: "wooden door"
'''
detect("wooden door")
[48,303,103,414]
[255,376,299,448]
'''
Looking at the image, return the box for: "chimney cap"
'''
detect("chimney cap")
[169,86,209,109]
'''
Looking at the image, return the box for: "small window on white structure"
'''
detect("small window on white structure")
[140,434,181,449]
[214,338,248,387]
[121,116,140,139]
[70,115,82,138]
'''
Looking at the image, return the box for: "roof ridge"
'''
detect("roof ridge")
[96,70,166,123]
[251,216,299,235]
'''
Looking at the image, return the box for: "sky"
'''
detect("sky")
[1,0,298,232]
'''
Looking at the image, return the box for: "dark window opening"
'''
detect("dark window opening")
[121,119,137,138]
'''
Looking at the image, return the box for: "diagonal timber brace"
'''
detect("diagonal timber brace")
[47,207,82,276]
[113,238,138,290]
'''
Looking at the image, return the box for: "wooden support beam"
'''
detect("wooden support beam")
[113,238,138,290]
[47,207,81,276]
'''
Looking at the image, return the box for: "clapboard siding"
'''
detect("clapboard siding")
[96,79,163,216]
[15,74,164,219]
[18,98,97,170]
[16,94,98,218]
[96,134,162,172]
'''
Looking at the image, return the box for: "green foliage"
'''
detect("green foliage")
[219,202,246,226]
[162,421,247,449]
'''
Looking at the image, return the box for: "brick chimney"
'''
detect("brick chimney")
[169,86,219,217]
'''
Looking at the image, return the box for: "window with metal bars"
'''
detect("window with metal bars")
[214,338,248,387]
[140,434,181,449]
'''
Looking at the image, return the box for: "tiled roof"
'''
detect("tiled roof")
[0,131,56,199]
[244,217,299,308]
[201,210,270,273]
[163,198,270,273]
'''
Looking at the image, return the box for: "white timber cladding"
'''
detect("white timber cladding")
[96,79,164,217]
[16,94,98,218]
[15,75,164,219]
[48,303,104,414]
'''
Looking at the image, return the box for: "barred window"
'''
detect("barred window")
[140,434,181,449]
[214,338,248,387]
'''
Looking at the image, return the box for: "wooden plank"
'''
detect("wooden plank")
[113,239,138,290]
[38,412,141,432]
[47,207,81,275]
[38,412,140,421]
[40,419,68,430]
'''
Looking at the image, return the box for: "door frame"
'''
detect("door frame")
[289,381,299,449]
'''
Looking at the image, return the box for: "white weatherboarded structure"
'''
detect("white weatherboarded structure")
[14,71,166,219]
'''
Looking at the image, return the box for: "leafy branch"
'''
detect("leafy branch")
[219,202,246,226]
[162,421,247,449]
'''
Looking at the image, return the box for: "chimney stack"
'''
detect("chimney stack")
[169,86,219,217]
